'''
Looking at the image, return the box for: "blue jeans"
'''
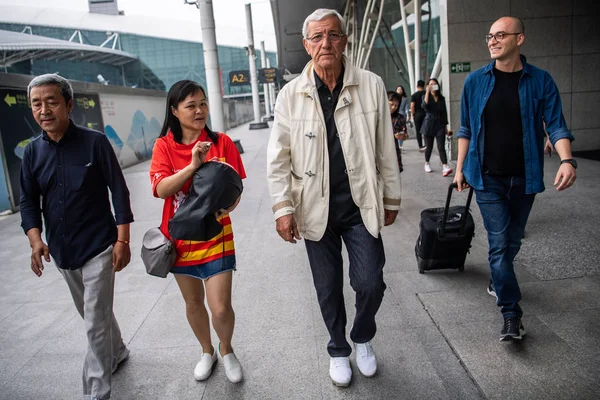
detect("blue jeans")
[305,222,386,357]
[475,175,536,318]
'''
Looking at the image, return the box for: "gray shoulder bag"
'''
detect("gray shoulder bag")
[141,227,176,278]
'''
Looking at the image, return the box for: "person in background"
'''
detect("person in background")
[410,80,427,152]
[20,73,133,400]
[395,85,409,151]
[454,16,576,341]
[266,8,401,387]
[422,78,453,177]
[149,80,246,383]
[388,91,407,172]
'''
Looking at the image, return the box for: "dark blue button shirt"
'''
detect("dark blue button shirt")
[457,55,574,193]
[20,120,134,270]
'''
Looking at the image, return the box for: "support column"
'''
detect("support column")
[260,40,273,121]
[246,3,268,130]
[438,0,453,158]
[399,0,415,93]
[431,44,442,79]
[414,0,421,82]
[267,58,276,115]
[198,0,225,132]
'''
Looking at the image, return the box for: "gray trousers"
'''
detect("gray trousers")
[57,245,125,400]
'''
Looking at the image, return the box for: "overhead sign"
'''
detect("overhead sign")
[229,70,250,86]
[76,96,97,109]
[258,68,279,84]
[450,62,471,74]
[4,93,18,107]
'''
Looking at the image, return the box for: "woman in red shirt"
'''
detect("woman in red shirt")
[149,80,246,383]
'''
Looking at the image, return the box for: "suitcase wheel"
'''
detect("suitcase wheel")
[458,265,465,272]
[419,268,424,274]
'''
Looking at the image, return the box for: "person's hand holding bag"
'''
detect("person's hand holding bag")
[191,141,212,170]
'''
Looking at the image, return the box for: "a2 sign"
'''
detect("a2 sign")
[229,68,280,86]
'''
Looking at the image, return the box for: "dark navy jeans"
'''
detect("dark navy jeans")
[475,174,536,318]
[305,222,386,357]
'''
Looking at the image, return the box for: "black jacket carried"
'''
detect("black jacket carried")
[169,160,243,241]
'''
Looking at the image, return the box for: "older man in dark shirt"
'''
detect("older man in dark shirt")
[267,8,401,387]
[20,73,134,400]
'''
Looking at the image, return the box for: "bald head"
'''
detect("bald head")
[492,16,525,34]
[487,16,525,67]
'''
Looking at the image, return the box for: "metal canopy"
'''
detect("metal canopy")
[0,29,137,68]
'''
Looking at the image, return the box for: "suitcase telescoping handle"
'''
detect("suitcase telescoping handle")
[439,182,474,237]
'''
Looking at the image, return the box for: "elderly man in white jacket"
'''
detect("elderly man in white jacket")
[266,8,402,387]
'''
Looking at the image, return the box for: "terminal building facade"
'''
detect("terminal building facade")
[0,0,277,213]
[271,0,599,155]
[0,1,277,95]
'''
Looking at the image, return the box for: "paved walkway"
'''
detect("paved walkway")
[0,123,598,400]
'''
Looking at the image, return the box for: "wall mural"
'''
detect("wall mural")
[0,89,165,212]
[99,93,164,168]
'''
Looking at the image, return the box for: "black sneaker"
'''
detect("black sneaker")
[487,280,497,299]
[500,316,525,341]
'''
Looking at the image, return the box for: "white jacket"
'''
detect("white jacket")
[266,58,402,241]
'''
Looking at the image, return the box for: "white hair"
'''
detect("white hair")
[302,8,346,39]
[27,73,73,103]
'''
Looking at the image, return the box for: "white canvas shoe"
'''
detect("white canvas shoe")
[194,349,217,381]
[329,357,352,387]
[424,163,432,173]
[354,341,377,377]
[219,343,243,383]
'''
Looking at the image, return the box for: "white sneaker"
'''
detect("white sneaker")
[219,342,243,383]
[354,341,377,377]
[329,357,352,387]
[194,348,217,381]
[424,163,432,173]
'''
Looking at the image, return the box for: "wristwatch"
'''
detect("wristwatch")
[560,159,577,169]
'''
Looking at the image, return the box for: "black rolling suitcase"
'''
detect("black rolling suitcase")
[415,183,475,273]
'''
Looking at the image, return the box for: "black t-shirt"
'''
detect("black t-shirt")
[483,68,525,176]
[314,70,361,227]
[410,90,426,121]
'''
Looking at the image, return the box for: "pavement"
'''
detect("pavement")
[0,122,599,400]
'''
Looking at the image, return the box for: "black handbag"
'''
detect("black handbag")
[169,160,243,241]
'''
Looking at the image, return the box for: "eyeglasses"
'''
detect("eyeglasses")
[306,32,346,43]
[485,32,522,43]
